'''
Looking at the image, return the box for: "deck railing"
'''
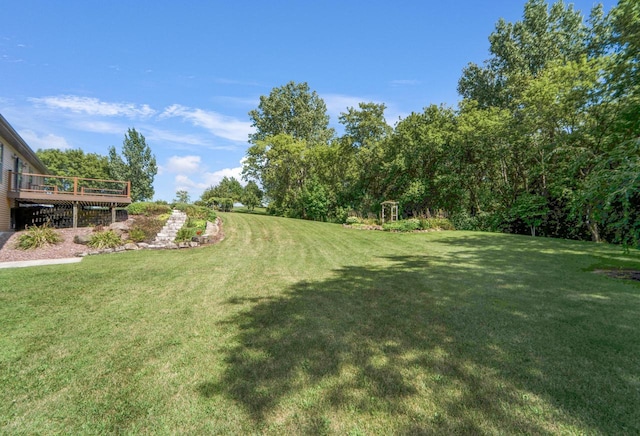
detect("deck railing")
[7,171,131,199]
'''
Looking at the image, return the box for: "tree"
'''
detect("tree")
[241,181,263,211]
[108,128,157,202]
[174,190,190,204]
[243,134,309,216]
[249,81,334,145]
[36,148,110,180]
[458,0,591,109]
[201,176,244,204]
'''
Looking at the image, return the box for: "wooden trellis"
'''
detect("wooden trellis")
[380,200,399,224]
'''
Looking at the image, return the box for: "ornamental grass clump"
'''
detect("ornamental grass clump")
[88,230,122,249]
[16,224,62,250]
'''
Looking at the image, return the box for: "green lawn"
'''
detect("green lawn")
[1,213,639,434]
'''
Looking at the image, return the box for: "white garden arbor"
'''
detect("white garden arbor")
[380,200,399,224]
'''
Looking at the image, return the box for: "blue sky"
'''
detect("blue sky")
[1,0,615,202]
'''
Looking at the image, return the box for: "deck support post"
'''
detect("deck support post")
[72,202,78,229]
[111,204,116,224]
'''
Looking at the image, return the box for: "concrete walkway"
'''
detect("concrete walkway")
[0,258,83,269]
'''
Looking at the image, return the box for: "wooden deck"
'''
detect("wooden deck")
[7,171,131,205]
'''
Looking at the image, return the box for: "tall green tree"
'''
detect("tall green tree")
[241,181,263,211]
[336,102,391,213]
[458,0,591,109]
[108,128,157,202]
[248,81,334,145]
[201,176,244,204]
[243,134,310,216]
[174,190,190,204]
[36,148,110,180]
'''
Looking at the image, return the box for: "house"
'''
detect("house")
[0,114,131,231]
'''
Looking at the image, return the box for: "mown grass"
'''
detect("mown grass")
[1,213,639,434]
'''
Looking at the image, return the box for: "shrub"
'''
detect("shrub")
[16,224,62,250]
[130,216,165,242]
[345,216,362,225]
[128,228,146,243]
[127,202,171,216]
[419,218,455,230]
[450,211,503,232]
[382,219,421,232]
[175,227,196,242]
[88,230,122,249]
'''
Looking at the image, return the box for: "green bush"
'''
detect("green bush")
[88,230,122,249]
[419,218,456,230]
[129,216,165,243]
[175,227,196,242]
[450,211,503,232]
[382,219,421,232]
[127,202,171,216]
[345,216,362,225]
[128,228,146,243]
[16,224,62,250]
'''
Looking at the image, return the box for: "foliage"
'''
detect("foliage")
[88,230,122,249]
[128,228,146,243]
[510,194,550,237]
[36,148,110,180]
[248,81,334,145]
[174,227,196,243]
[419,218,456,230]
[174,190,190,204]
[345,216,362,225]
[201,177,244,204]
[241,181,263,211]
[15,224,62,250]
[129,216,166,243]
[127,202,171,216]
[382,219,421,232]
[108,128,157,202]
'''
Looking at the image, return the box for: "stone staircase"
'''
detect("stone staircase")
[154,209,187,243]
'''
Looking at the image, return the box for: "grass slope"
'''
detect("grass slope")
[1,213,639,434]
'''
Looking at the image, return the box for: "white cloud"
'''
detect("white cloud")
[70,120,125,134]
[19,129,71,150]
[175,174,207,191]
[145,127,212,147]
[164,155,202,174]
[323,94,369,120]
[160,104,253,142]
[202,166,245,187]
[29,95,156,118]
[390,79,420,86]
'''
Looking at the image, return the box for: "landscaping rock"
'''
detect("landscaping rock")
[124,243,139,250]
[73,234,92,245]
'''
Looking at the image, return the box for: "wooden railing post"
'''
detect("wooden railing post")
[127,181,131,198]
[73,177,78,196]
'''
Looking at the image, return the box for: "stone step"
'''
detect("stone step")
[153,209,188,243]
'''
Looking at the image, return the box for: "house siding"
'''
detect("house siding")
[0,140,15,231]
[0,132,46,231]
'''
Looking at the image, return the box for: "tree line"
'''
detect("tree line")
[242,0,639,248]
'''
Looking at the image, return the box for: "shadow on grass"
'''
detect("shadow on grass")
[200,243,640,433]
